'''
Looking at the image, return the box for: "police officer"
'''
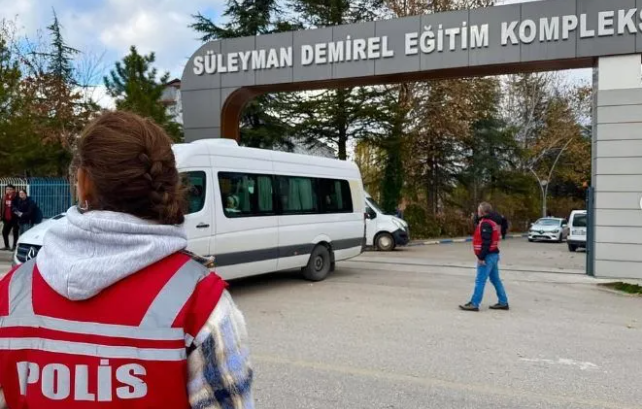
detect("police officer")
[460,202,509,312]
[0,112,254,408]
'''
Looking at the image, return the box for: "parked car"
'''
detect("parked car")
[567,210,587,252]
[13,213,66,266]
[528,217,569,243]
[364,193,409,251]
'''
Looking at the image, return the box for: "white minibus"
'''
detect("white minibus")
[14,139,366,282]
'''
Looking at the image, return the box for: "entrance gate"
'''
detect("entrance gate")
[181,0,642,280]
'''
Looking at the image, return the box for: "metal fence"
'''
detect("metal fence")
[0,177,72,219]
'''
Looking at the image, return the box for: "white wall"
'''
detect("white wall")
[594,55,642,279]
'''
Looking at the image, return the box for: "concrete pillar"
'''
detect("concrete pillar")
[594,54,642,279]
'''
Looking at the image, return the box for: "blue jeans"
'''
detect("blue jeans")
[470,253,508,307]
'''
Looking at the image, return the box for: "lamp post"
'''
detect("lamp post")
[529,138,574,218]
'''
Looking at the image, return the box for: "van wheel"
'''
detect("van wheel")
[302,245,332,281]
[568,243,577,252]
[375,233,395,251]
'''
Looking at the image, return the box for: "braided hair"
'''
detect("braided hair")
[76,111,186,225]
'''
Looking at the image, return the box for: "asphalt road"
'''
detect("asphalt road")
[1,240,640,408]
[230,240,640,409]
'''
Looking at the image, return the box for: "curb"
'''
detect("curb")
[407,234,528,247]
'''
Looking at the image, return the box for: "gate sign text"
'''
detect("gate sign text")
[192,8,642,75]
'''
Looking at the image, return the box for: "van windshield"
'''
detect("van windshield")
[366,198,385,214]
[572,214,587,227]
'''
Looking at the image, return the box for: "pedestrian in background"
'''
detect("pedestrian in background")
[0,111,254,408]
[395,206,404,220]
[460,202,509,312]
[1,184,18,251]
[12,189,36,234]
[500,214,509,240]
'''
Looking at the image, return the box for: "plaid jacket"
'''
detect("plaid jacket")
[0,290,254,409]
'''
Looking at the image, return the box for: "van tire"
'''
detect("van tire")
[375,233,395,251]
[302,245,332,282]
[568,243,577,252]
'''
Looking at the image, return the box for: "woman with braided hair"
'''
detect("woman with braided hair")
[0,111,254,408]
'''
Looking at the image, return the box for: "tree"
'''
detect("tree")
[279,86,385,160]
[0,14,99,177]
[285,0,385,159]
[191,0,287,40]
[0,24,28,175]
[104,46,182,141]
[47,9,78,84]
[191,0,296,150]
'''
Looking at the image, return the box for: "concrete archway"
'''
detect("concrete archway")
[181,0,642,280]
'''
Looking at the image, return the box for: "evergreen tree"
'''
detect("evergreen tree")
[0,32,26,175]
[191,0,295,150]
[191,0,285,39]
[104,46,182,141]
[285,0,384,159]
[47,9,79,83]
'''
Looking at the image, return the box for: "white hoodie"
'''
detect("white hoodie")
[37,206,188,300]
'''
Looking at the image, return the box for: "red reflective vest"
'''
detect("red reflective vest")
[0,252,226,408]
[473,218,500,256]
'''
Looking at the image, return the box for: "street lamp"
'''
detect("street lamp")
[529,138,574,218]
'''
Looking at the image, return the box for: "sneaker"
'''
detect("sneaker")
[489,303,509,310]
[1,247,9,251]
[459,302,479,312]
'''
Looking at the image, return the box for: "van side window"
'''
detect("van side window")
[318,179,353,213]
[218,173,353,217]
[277,176,318,214]
[218,172,274,217]
[182,171,206,214]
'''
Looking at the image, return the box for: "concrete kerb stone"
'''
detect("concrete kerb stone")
[407,233,528,247]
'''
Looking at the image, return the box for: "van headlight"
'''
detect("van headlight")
[552,229,560,233]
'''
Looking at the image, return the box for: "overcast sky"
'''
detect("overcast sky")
[1,0,591,109]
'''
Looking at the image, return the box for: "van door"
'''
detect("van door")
[182,169,213,258]
[214,171,278,279]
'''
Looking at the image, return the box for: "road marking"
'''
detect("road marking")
[520,357,599,371]
[254,354,635,409]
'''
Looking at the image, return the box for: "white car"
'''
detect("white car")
[528,217,569,243]
[364,193,409,251]
[567,210,587,252]
[13,213,66,265]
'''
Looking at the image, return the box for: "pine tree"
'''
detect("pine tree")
[48,9,79,83]
[104,46,182,141]
[0,32,26,175]
[191,0,295,150]
[191,0,285,39]
[285,0,385,159]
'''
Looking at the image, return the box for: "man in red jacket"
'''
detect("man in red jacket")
[460,202,509,312]
[1,185,18,251]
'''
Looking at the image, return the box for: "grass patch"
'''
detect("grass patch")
[600,282,642,295]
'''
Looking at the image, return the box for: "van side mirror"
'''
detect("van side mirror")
[366,208,377,219]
